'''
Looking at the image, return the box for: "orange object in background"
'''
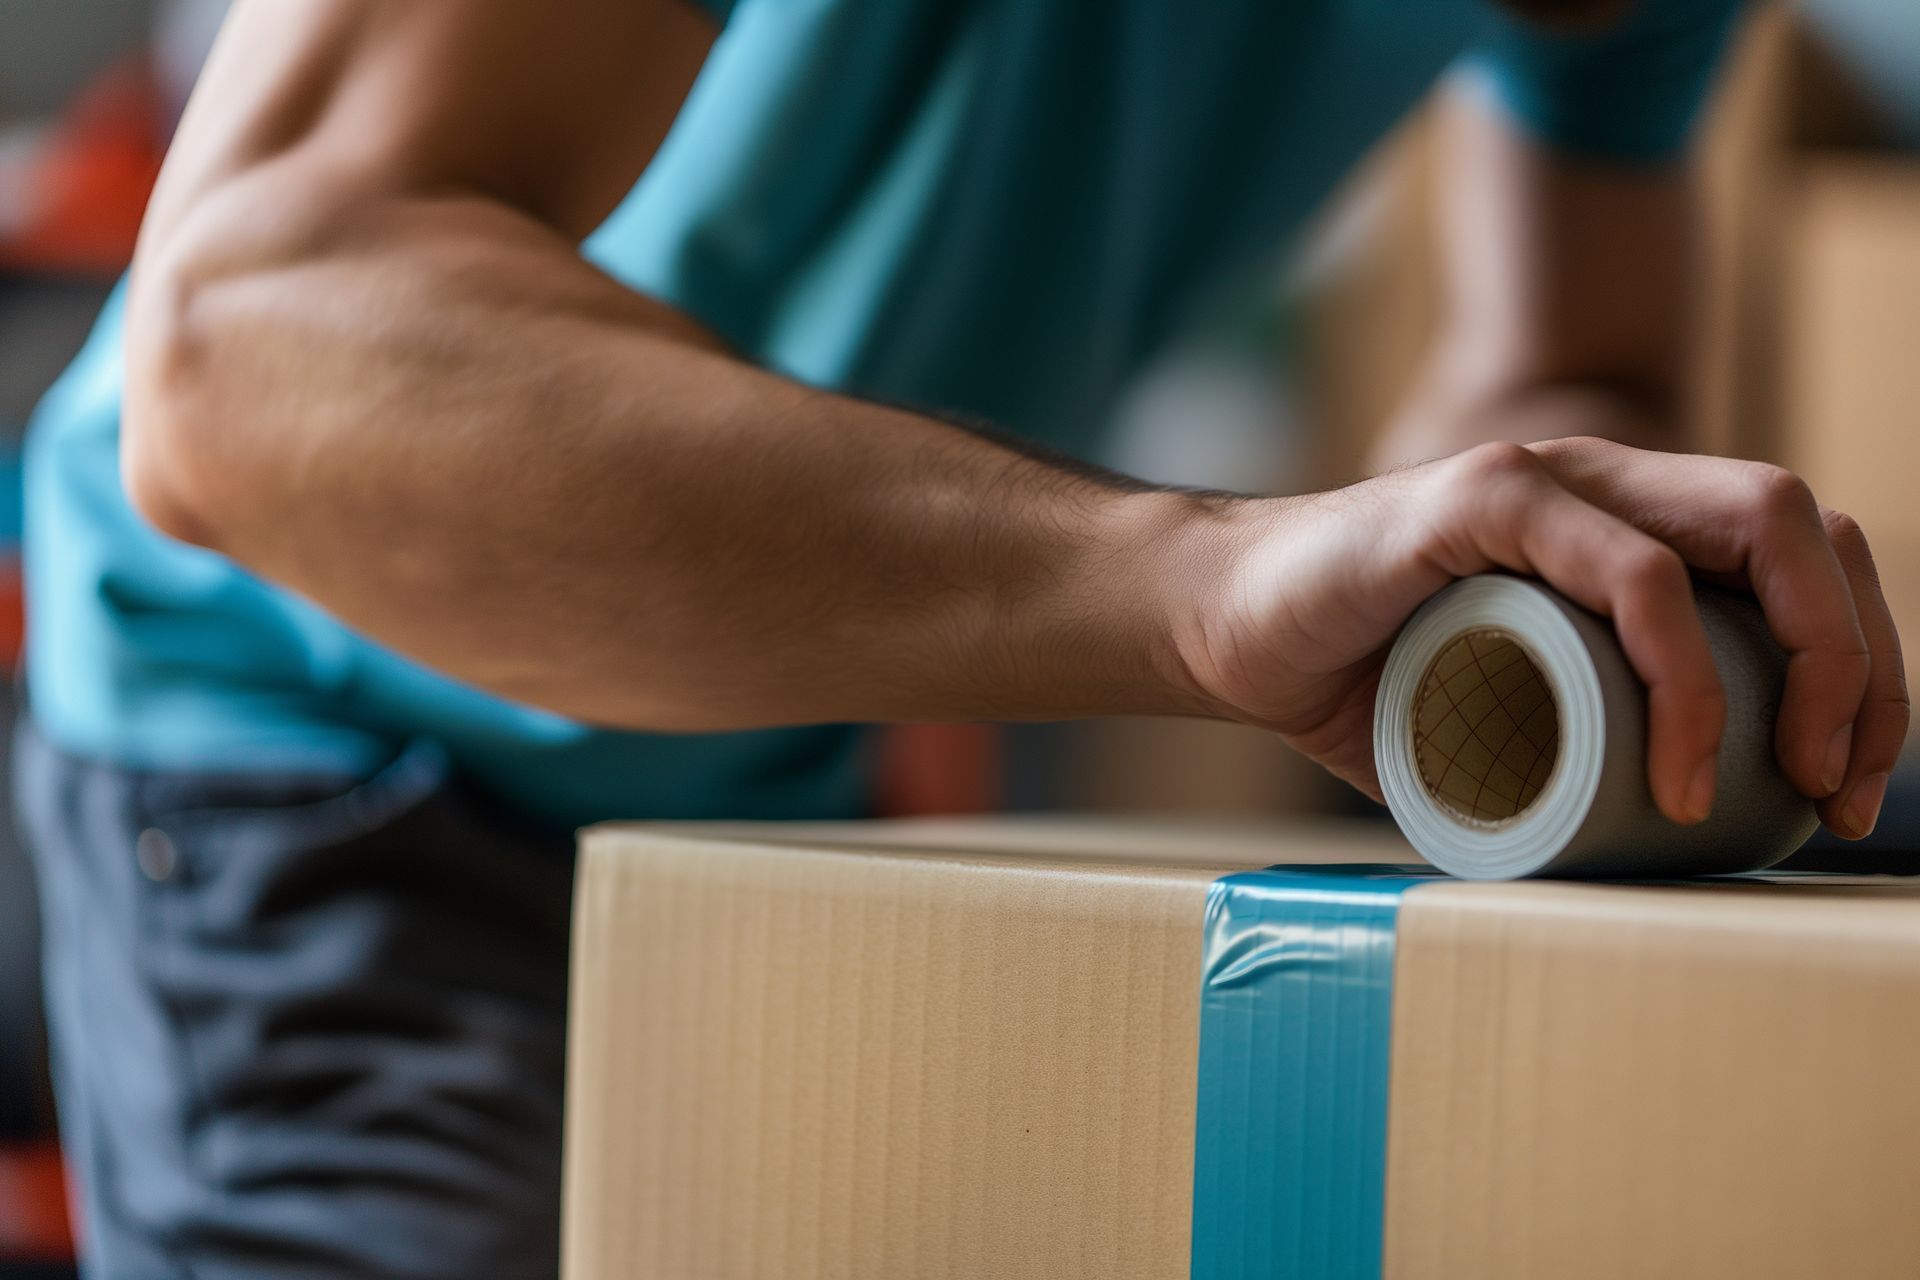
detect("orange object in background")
[873,722,1002,816]
[0,1142,74,1264]
[0,56,166,277]
[0,559,23,667]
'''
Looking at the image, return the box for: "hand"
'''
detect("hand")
[1171,438,1908,839]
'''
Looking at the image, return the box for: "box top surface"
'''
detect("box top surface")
[584,814,1415,874]
[583,815,1920,915]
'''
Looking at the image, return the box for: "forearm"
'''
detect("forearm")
[126,194,1227,730]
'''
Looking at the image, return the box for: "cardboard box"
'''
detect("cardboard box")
[1781,156,1920,701]
[564,818,1920,1280]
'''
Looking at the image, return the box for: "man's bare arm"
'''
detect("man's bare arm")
[124,0,1903,834]
[124,0,1213,731]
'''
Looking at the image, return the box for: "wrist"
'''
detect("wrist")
[966,486,1221,723]
[1079,487,1273,724]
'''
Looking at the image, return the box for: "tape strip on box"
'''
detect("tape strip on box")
[1190,865,1437,1280]
[1191,863,1896,1279]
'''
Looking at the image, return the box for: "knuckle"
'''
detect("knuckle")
[1824,508,1879,569]
[1863,679,1914,759]
[1750,464,1817,521]
[1544,434,1611,458]
[1522,435,1597,477]
[1823,508,1865,543]
[1456,441,1541,487]
[1667,672,1727,725]
[1881,661,1911,717]
[1623,544,1688,596]
[1526,436,1576,463]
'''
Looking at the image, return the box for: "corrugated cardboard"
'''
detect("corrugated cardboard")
[564,818,1920,1279]
[1385,880,1920,1278]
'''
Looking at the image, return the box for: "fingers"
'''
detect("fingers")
[1742,472,1871,803]
[1531,440,1874,806]
[1429,445,1726,824]
[1406,438,1902,834]
[1596,544,1727,825]
[1817,508,1910,838]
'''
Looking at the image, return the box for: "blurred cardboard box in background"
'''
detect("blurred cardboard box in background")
[1781,159,1920,693]
[1294,2,1920,746]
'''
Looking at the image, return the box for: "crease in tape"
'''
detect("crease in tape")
[1190,864,1436,1280]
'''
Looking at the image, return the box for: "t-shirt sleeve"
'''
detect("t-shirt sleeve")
[686,0,738,24]
[1465,0,1749,162]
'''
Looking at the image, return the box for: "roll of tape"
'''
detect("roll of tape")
[1374,575,1818,879]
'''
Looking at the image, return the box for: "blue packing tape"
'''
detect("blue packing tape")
[1190,865,1439,1280]
[1188,863,1901,1277]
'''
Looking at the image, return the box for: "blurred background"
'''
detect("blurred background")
[0,1,1915,1272]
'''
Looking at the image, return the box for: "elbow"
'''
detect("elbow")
[122,379,219,554]
[121,238,255,553]
[121,173,391,554]
[122,137,403,554]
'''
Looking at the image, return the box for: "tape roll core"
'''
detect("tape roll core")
[1411,629,1561,826]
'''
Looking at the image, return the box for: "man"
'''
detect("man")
[17,0,1906,1275]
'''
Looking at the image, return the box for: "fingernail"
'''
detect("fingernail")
[1684,757,1717,823]
[1844,772,1890,839]
[1822,724,1853,795]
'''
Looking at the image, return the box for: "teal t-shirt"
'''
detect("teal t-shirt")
[24,0,1741,827]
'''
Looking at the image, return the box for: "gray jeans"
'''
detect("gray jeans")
[14,720,576,1279]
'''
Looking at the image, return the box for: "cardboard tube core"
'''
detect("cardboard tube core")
[1411,629,1561,825]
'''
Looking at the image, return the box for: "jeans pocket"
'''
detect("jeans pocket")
[141,739,452,875]
[128,741,460,1162]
